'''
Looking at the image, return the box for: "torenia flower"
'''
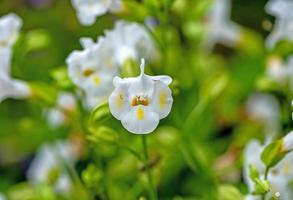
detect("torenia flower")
[27,140,76,193]
[66,37,118,108]
[0,48,30,103]
[0,13,22,48]
[282,131,293,152]
[46,92,77,127]
[204,0,242,49]
[243,139,293,199]
[71,0,122,26]
[109,59,173,134]
[104,20,157,65]
[265,0,293,48]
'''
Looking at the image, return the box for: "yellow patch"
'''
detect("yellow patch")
[137,107,145,120]
[93,75,101,85]
[159,90,167,109]
[283,161,291,175]
[115,93,124,108]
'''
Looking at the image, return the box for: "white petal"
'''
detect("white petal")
[0,77,30,102]
[0,13,22,47]
[80,37,95,49]
[76,12,97,26]
[283,131,293,151]
[150,81,173,119]
[57,92,76,111]
[121,105,159,134]
[46,109,66,128]
[109,0,123,12]
[0,47,12,77]
[109,84,130,120]
[150,75,172,85]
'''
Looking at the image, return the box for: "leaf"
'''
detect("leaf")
[217,185,244,200]
[261,140,286,168]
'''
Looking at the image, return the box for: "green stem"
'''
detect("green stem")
[141,135,157,200]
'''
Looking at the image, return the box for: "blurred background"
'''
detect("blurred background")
[0,0,292,199]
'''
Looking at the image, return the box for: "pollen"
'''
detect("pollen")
[92,75,101,85]
[137,106,145,120]
[159,90,167,109]
[131,96,149,106]
[83,68,94,77]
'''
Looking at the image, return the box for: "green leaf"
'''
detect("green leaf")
[217,184,244,200]
[261,140,286,168]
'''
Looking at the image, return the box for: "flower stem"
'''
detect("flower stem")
[141,135,157,200]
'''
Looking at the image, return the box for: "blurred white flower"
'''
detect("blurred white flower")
[0,13,22,48]
[0,193,5,200]
[282,130,293,152]
[27,140,76,193]
[104,20,157,65]
[46,92,77,128]
[243,139,293,199]
[71,0,123,26]
[109,59,173,134]
[204,0,241,49]
[265,0,293,48]
[66,37,118,108]
[245,93,280,140]
[0,48,30,103]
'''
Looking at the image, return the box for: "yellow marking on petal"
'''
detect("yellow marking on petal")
[92,75,101,86]
[159,90,167,109]
[115,93,124,108]
[137,107,145,120]
[283,161,291,175]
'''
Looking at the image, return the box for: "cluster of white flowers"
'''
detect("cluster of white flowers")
[66,20,157,109]
[0,13,31,103]
[265,0,293,49]
[71,0,123,26]
[204,0,242,49]
[26,140,76,193]
[244,139,293,200]
[45,92,77,128]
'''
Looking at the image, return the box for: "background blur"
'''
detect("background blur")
[0,0,292,199]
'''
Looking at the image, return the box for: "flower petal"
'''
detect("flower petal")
[150,81,173,119]
[109,84,130,120]
[121,105,159,134]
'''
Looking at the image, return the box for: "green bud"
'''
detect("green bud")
[82,164,103,189]
[261,140,286,169]
[25,29,51,52]
[88,102,111,126]
[87,126,118,144]
[249,164,260,181]
[217,184,244,200]
[51,66,74,89]
[29,82,58,106]
[253,179,270,195]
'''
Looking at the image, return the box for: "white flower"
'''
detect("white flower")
[204,0,241,49]
[245,93,280,140]
[0,13,22,48]
[243,139,293,199]
[104,20,157,65]
[265,0,293,48]
[282,131,293,152]
[27,140,76,193]
[0,193,5,200]
[0,48,30,102]
[109,59,173,134]
[46,92,77,127]
[71,0,123,26]
[66,37,118,108]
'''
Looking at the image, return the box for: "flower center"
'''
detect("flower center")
[131,95,149,107]
[83,68,95,77]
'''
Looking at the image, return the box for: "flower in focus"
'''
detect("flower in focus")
[243,139,293,199]
[203,0,242,49]
[71,0,123,26]
[0,13,22,48]
[66,37,118,109]
[104,20,157,65]
[26,140,76,193]
[109,59,173,134]
[45,92,77,128]
[265,0,293,48]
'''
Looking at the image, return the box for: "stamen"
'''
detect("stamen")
[131,95,149,106]
[83,68,94,76]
